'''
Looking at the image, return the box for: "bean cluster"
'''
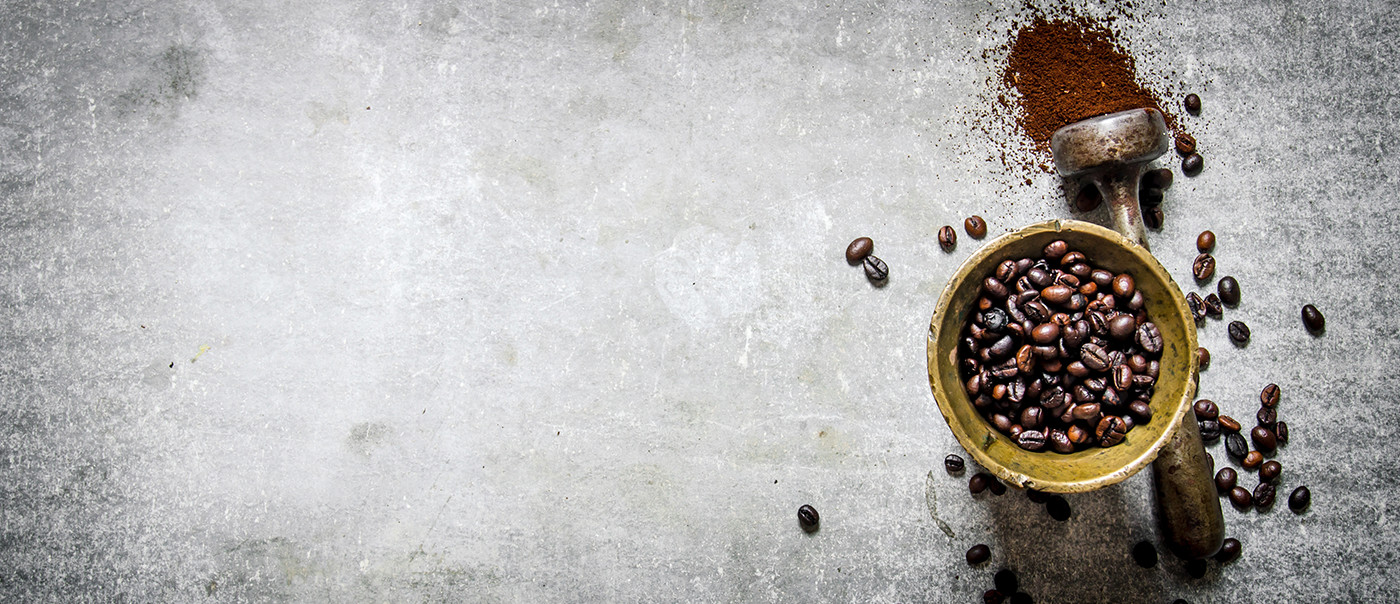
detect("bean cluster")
[958,239,1163,452]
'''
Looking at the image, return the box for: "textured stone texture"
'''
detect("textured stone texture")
[2,0,1396,601]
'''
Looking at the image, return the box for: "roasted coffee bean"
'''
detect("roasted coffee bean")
[967,543,991,565]
[1060,251,1086,266]
[1199,420,1220,442]
[1250,426,1277,453]
[1215,467,1237,493]
[1206,452,1215,475]
[1021,406,1044,431]
[1096,416,1127,447]
[996,260,1018,283]
[1196,347,1210,370]
[1302,304,1325,333]
[1229,486,1252,509]
[984,277,1011,300]
[1196,230,1215,253]
[1144,206,1164,229]
[1257,406,1277,429]
[1228,321,1250,344]
[965,216,988,239]
[1259,460,1281,482]
[1132,541,1158,568]
[1071,403,1102,421]
[1113,365,1133,391]
[1080,343,1110,371]
[1175,133,1197,155]
[1186,558,1207,578]
[1107,315,1136,341]
[1193,399,1219,421]
[1041,284,1073,305]
[1184,93,1202,114]
[846,237,873,264]
[988,336,1016,360]
[984,308,1010,332]
[1289,486,1311,512]
[1261,384,1280,408]
[1031,323,1060,345]
[1204,293,1223,318]
[1049,429,1073,453]
[1043,240,1068,260]
[1254,483,1276,510]
[988,479,1006,496]
[1127,290,1146,311]
[798,504,820,532]
[970,472,992,494]
[938,225,957,251]
[1186,292,1207,321]
[1046,495,1071,521]
[945,454,965,474]
[1017,430,1047,451]
[1066,424,1089,446]
[1139,187,1164,208]
[1016,345,1036,374]
[1225,432,1248,460]
[1111,273,1135,298]
[1215,538,1241,563]
[1146,168,1174,190]
[1217,276,1240,306]
[1275,421,1289,444]
[1136,323,1164,354]
[1192,253,1216,281]
[1128,400,1152,423]
[864,255,889,281]
[1242,451,1263,469]
[994,569,1019,594]
[1182,153,1204,176]
[1218,415,1242,432]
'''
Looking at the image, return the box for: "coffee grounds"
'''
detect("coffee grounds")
[1002,16,1181,154]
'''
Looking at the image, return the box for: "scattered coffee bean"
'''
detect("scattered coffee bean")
[798,504,820,532]
[1217,276,1241,306]
[1215,467,1237,493]
[1254,483,1276,510]
[1218,415,1241,433]
[988,478,1007,496]
[995,569,1019,595]
[1193,399,1219,421]
[1146,168,1174,190]
[1144,206,1164,229]
[1206,452,1215,475]
[1250,426,1277,453]
[1242,451,1263,470]
[969,472,992,494]
[1215,537,1241,563]
[864,255,889,281]
[846,237,873,264]
[1275,421,1289,444]
[1192,253,1216,281]
[983,590,1004,604]
[965,216,988,239]
[1203,293,1223,318]
[1196,230,1215,253]
[1259,460,1282,482]
[1182,153,1204,176]
[1257,406,1277,429]
[1261,383,1280,408]
[1132,541,1158,568]
[1229,486,1253,509]
[1175,133,1197,156]
[1184,93,1202,114]
[1302,304,1325,333]
[1138,186,1164,207]
[1186,558,1207,578]
[939,226,957,251]
[1199,420,1220,443]
[1289,486,1311,512]
[1225,432,1248,460]
[1196,347,1210,370]
[945,454,966,474]
[1186,292,1207,322]
[1228,321,1250,344]
[967,543,992,565]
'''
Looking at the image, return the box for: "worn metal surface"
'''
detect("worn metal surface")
[3,0,1399,601]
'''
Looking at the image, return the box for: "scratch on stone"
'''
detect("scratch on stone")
[191,344,211,363]
[925,471,955,539]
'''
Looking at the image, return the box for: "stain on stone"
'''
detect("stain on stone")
[306,101,350,135]
[115,43,207,117]
[346,422,391,457]
[141,360,174,390]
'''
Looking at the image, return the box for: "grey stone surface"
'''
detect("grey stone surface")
[2,0,1398,601]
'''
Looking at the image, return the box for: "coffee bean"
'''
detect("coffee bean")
[983,590,1004,604]
[1243,451,1263,469]
[967,543,992,565]
[1046,495,1071,521]
[1228,321,1250,344]
[1186,558,1207,578]
[970,473,991,494]
[1111,273,1135,298]
[1217,276,1241,306]
[1260,383,1280,408]
[1199,420,1220,442]
[1206,452,1215,475]
[1196,347,1211,370]
[1225,432,1248,460]
[864,255,889,281]
[994,569,1019,595]
[1080,343,1110,371]
[1229,486,1253,509]
[1139,186,1164,207]
[1275,421,1289,444]
[1193,399,1219,421]
[1031,322,1061,345]
[1175,133,1197,156]
[1143,206,1164,229]
[1096,416,1127,447]
[1017,430,1047,451]
[1289,486,1311,512]
[1254,483,1276,510]
[988,478,1007,496]
[1132,541,1158,568]
[1192,253,1216,282]
[939,226,957,251]
[1259,460,1282,482]
[1184,93,1202,114]
[1049,429,1073,453]
[945,454,965,474]
[1302,304,1325,333]
[1136,322,1164,354]
[1218,415,1241,432]
[1215,537,1241,563]
[798,504,820,532]
[1128,400,1153,423]
[1146,168,1174,190]
[1250,426,1277,453]
[1186,292,1206,322]
[1182,153,1204,176]
[1196,230,1215,253]
[1257,406,1277,429]
[965,216,988,239]
[1043,240,1068,260]
[1215,467,1237,493]
[846,237,873,264]
[1107,315,1136,341]
[1203,293,1223,318]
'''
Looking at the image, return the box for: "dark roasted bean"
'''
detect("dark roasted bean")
[1146,168,1174,190]
[1193,399,1219,421]
[1139,187,1164,208]
[1184,93,1202,114]
[967,543,991,565]
[970,472,992,494]
[983,308,1009,332]
[1228,321,1250,345]
[1196,230,1215,253]
[1257,406,1276,429]
[1192,253,1216,282]
[1242,451,1263,470]
[1250,426,1277,453]
[1096,416,1127,447]
[1108,314,1137,341]
[988,478,1006,496]
[1260,383,1280,408]
[1229,486,1253,509]
[1225,432,1248,460]
[1043,240,1068,260]
[945,454,965,474]
[1020,406,1044,431]
[1017,430,1047,451]
[1302,304,1325,333]
[1254,483,1276,510]
[1041,284,1073,305]
[1182,153,1204,176]
[1143,206,1164,229]
[995,569,1019,594]
[1199,420,1220,442]
[1196,347,1210,370]
[938,225,957,251]
[1215,538,1241,563]
[1275,421,1289,444]
[1215,467,1237,493]
[846,237,873,264]
[1080,343,1110,371]
[984,277,1010,300]
[864,255,889,281]
[1136,322,1163,354]
[1031,322,1060,345]
[1218,415,1241,432]
[1113,365,1133,391]
[1132,541,1158,568]
[1186,292,1207,321]
[965,216,988,239]
[1128,400,1152,423]
[1204,293,1223,317]
[1049,429,1073,453]
[798,504,820,532]
[1289,486,1310,513]
[1046,495,1071,521]
[996,260,1018,283]
[1259,460,1281,482]
[1217,276,1241,306]
[1175,132,1197,155]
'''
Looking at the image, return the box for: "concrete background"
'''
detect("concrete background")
[2,0,1397,601]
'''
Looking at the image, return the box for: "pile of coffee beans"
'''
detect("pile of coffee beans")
[958,239,1163,452]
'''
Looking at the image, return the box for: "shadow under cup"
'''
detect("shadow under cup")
[927,220,1199,494]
